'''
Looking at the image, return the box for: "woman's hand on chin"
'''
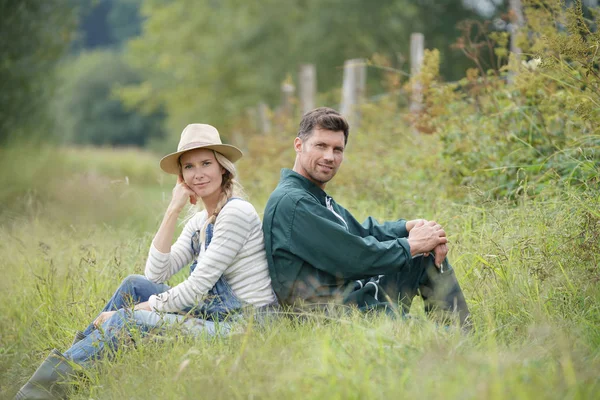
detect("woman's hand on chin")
[170,175,197,212]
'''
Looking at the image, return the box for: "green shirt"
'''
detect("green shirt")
[263,169,412,309]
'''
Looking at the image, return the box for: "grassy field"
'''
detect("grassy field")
[1,125,599,399]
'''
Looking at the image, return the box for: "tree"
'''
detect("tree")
[0,0,77,143]
[73,0,144,50]
[54,50,165,146]
[119,0,486,140]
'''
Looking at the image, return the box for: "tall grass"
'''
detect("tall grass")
[1,124,599,398]
[2,3,599,397]
[0,145,169,232]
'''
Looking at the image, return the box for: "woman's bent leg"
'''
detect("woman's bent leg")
[67,310,233,366]
[82,275,169,336]
[129,311,235,339]
[67,309,150,365]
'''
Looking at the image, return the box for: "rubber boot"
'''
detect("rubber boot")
[71,331,86,347]
[14,349,75,400]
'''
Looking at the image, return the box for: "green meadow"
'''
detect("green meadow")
[2,2,599,398]
[1,118,598,399]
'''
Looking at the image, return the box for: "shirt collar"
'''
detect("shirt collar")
[280,168,328,202]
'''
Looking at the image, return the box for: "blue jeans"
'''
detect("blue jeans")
[69,274,243,366]
[64,308,236,365]
[82,275,168,336]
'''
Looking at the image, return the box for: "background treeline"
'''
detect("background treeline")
[2,0,505,148]
[2,0,598,199]
[0,1,77,144]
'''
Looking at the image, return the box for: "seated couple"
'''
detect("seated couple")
[16,108,470,399]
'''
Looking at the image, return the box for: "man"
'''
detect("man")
[262,107,470,325]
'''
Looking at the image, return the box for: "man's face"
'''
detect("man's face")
[294,127,345,188]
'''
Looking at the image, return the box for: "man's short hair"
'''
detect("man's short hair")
[298,107,350,145]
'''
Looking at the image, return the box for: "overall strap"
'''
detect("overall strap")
[204,197,241,249]
[190,197,242,273]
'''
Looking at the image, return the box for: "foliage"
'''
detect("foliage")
[118,0,484,142]
[72,0,143,50]
[107,0,143,45]
[53,49,165,146]
[0,0,77,144]
[407,0,599,198]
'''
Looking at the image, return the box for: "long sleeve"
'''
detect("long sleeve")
[288,197,411,281]
[148,201,258,313]
[361,216,408,240]
[336,202,408,240]
[144,212,206,284]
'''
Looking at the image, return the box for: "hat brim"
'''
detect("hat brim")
[159,144,243,175]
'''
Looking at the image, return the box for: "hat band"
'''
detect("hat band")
[179,141,222,152]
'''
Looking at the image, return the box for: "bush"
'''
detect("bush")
[407,1,599,199]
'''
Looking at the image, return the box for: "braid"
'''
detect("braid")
[199,152,239,244]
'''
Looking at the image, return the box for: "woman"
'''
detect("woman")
[16,124,276,400]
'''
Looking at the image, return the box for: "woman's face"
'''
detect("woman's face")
[180,148,225,204]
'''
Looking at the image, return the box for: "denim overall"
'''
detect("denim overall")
[185,220,245,320]
[67,204,245,365]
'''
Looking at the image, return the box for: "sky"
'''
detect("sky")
[462,0,504,17]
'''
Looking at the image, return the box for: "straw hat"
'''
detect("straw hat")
[159,124,243,175]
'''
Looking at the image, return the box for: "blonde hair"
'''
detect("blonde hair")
[187,150,245,244]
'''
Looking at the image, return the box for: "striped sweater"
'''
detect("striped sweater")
[146,199,275,313]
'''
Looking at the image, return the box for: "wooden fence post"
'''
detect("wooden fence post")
[409,33,424,123]
[257,102,271,134]
[340,58,366,126]
[280,80,295,119]
[298,64,316,116]
[509,0,524,57]
[508,0,524,84]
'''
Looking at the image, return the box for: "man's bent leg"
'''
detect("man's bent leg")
[414,256,470,327]
[379,256,470,327]
[378,258,429,316]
